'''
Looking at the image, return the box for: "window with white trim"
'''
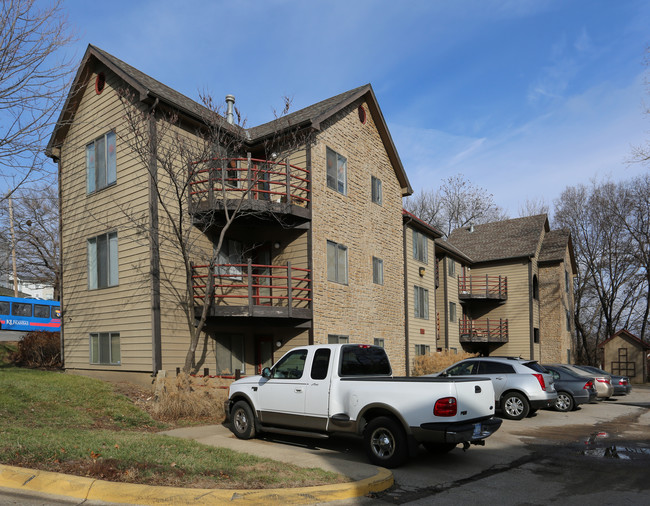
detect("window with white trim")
[326,147,347,194]
[374,338,384,347]
[86,131,116,193]
[449,302,456,322]
[372,256,384,285]
[328,334,349,344]
[413,229,427,263]
[414,285,429,319]
[371,176,382,205]
[327,240,348,284]
[214,333,245,374]
[415,344,430,356]
[88,232,118,289]
[90,332,120,365]
[448,258,455,277]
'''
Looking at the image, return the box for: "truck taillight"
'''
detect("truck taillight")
[434,397,457,417]
[584,381,593,390]
[533,373,547,391]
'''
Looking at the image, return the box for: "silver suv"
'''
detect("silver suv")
[432,357,557,420]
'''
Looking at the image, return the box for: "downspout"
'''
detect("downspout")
[528,259,534,360]
[306,143,314,346]
[56,151,64,369]
[403,219,410,376]
[443,256,449,349]
[149,99,162,375]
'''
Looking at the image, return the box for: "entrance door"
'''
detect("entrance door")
[254,246,272,306]
[256,335,274,374]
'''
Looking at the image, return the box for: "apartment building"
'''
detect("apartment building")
[47,45,412,385]
[404,214,577,366]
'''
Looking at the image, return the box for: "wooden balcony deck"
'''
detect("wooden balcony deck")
[458,275,507,301]
[459,317,508,343]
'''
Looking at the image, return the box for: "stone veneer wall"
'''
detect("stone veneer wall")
[310,100,406,374]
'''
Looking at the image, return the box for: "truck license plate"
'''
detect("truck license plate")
[473,423,482,438]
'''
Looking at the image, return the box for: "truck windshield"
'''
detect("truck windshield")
[340,345,391,376]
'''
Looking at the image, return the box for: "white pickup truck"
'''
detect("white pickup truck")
[225,344,502,467]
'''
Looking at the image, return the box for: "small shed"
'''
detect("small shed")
[598,329,650,384]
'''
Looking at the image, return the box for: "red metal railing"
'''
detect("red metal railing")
[459,317,508,342]
[458,275,507,299]
[188,156,310,210]
[191,260,312,311]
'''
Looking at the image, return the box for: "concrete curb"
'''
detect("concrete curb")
[0,463,393,504]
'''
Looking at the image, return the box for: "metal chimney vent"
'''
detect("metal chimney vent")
[225,94,235,124]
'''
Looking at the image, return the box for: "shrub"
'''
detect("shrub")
[151,372,230,421]
[12,331,61,368]
[412,350,479,376]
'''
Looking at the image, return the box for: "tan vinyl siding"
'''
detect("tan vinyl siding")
[311,100,406,374]
[405,225,437,362]
[60,66,152,372]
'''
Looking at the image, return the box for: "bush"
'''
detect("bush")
[151,372,230,421]
[12,331,61,368]
[412,350,479,376]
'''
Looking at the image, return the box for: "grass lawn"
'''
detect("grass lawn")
[0,348,346,489]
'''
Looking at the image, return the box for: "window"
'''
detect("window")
[534,328,540,343]
[0,301,9,315]
[311,348,331,380]
[566,311,572,332]
[327,240,348,284]
[11,302,32,317]
[271,349,308,379]
[478,361,515,374]
[532,274,539,300]
[371,176,382,205]
[214,333,244,374]
[449,302,456,323]
[372,256,384,285]
[216,239,244,281]
[412,230,427,263]
[340,345,391,376]
[565,270,570,293]
[326,147,347,194]
[445,360,477,376]
[90,332,120,365]
[328,334,349,344]
[448,258,455,277]
[414,286,429,319]
[88,232,118,289]
[87,131,116,193]
[414,344,430,356]
[34,305,50,319]
[374,338,385,347]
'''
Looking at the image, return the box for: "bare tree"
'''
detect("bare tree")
[0,0,74,200]
[404,174,508,236]
[118,90,313,373]
[0,184,59,297]
[518,197,549,217]
[554,179,647,362]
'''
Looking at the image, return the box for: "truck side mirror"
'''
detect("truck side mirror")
[262,367,272,379]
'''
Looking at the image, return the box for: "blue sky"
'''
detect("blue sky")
[61,0,649,216]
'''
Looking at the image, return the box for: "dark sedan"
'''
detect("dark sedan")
[573,365,632,396]
[542,365,598,412]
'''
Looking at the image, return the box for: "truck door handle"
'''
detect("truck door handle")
[294,388,303,393]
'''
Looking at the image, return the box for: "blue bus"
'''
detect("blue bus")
[0,296,61,332]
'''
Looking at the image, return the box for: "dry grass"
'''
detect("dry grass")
[412,350,479,376]
[151,373,231,422]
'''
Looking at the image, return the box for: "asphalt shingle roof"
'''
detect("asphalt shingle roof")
[539,230,570,264]
[447,214,549,263]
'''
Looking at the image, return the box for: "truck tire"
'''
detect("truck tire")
[501,391,530,420]
[230,400,256,439]
[363,416,408,468]
[422,442,457,454]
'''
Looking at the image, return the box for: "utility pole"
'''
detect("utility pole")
[8,194,18,297]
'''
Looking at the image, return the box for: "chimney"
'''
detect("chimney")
[469,222,475,233]
[225,94,235,124]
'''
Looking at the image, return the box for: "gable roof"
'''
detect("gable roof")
[538,229,578,273]
[598,329,650,350]
[402,209,444,239]
[47,45,412,195]
[447,214,549,264]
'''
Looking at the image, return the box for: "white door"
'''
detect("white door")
[257,349,308,425]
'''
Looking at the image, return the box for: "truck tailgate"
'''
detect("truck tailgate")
[452,378,495,419]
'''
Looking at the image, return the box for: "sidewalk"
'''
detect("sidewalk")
[0,424,393,505]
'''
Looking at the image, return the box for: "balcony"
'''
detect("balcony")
[191,261,312,320]
[459,317,508,343]
[188,157,310,220]
[458,275,507,301]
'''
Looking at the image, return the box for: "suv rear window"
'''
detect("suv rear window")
[340,345,391,376]
[479,361,515,374]
[523,361,546,373]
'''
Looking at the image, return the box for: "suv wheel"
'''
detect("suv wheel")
[501,392,530,420]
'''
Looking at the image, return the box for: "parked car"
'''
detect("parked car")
[573,365,631,396]
[226,344,502,468]
[430,357,556,421]
[542,365,598,411]
[552,364,613,400]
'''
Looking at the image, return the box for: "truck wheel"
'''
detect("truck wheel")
[501,392,529,420]
[230,401,256,439]
[422,442,457,454]
[363,416,408,468]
